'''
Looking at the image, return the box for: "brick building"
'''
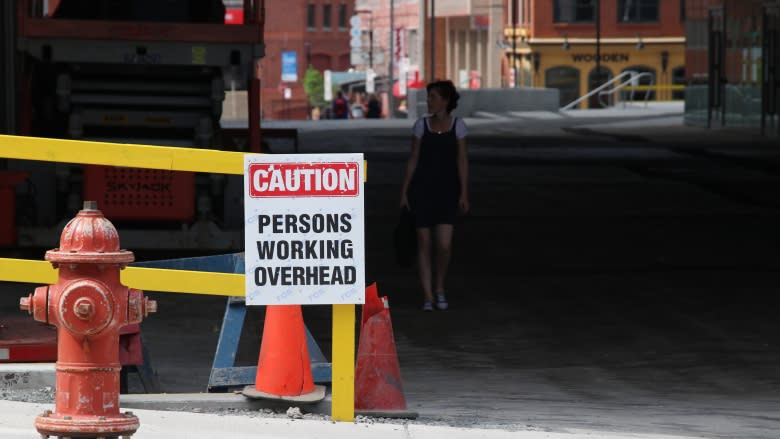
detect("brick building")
[262,1,354,119]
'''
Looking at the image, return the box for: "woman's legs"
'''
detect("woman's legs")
[416,227,434,303]
[433,224,454,294]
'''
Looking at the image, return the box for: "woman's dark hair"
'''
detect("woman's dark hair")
[426,80,460,113]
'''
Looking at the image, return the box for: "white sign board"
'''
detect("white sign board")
[244,153,365,305]
[281,51,298,82]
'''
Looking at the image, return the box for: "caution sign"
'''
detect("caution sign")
[244,153,365,305]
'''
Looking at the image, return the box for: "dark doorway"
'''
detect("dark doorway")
[546,66,580,108]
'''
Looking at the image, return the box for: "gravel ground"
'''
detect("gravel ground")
[0,387,483,430]
[1,387,55,404]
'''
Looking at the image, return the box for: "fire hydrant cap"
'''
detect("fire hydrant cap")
[46,201,134,265]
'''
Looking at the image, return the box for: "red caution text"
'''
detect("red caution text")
[249,162,359,197]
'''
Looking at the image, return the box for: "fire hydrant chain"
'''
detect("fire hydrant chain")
[21,201,157,439]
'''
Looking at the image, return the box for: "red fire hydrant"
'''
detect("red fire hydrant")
[19,201,157,438]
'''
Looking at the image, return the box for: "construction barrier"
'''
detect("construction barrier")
[0,134,358,421]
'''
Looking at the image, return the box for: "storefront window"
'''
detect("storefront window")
[554,0,595,23]
[546,66,580,107]
[618,0,659,23]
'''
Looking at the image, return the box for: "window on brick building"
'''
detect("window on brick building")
[322,4,332,30]
[338,4,348,30]
[554,0,595,23]
[307,4,316,30]
[618,0,659,23]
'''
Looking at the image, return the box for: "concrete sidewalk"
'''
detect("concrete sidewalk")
[0,400,701,439]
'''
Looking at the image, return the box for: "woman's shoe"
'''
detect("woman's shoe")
[435,292,448,310]
[422,301,433,312]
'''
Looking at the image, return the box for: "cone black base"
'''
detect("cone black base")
[241,384,326,403]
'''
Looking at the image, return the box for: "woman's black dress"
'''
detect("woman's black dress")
[408,118,460,228]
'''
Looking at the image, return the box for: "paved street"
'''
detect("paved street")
[3,103,780,437]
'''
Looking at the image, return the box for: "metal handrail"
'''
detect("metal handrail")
[560,70,649,111]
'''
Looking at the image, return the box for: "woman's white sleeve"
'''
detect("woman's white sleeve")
[455,118,468,139]
[412,118,424,139]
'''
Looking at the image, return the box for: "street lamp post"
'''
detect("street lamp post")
[511,0,518,88]
[429,0,435,82]
[595,0,601,90]
[389,0,395,118]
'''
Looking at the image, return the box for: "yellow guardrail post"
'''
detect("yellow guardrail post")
[331,304,355,421]
[0,134,360,421]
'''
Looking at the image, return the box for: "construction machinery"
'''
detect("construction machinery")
[3,0,265,250]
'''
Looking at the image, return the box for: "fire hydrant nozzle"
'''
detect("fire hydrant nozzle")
[20,201,155,438]
[19,295,31,313]
[145,296,158,315]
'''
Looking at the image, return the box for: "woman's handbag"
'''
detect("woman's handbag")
[393,207,417,267]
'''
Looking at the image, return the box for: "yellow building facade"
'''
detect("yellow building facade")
[505,1,687,109]
[530,37,686,108]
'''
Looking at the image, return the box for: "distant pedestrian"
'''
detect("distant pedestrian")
[399,80,469,312]
[366,94,381,119]
[332,91,350,119]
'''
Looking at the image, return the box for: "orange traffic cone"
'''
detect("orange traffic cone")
[354,283,418,418]
[242,305,325,402]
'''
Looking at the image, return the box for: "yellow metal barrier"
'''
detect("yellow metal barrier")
[0,259,244,296]
[0,134,357,421]
[0,134,245,174]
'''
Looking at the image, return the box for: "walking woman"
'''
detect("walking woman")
[400,80,470,311]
